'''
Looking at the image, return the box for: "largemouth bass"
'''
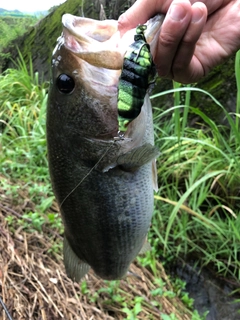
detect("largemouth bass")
[47,13,164,281]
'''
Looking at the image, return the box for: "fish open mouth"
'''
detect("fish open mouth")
[62,14,123,70]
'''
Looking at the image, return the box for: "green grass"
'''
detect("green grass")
[1,53,48,180]
[151,50,240,280]
[0,52,56,229]
[1,50,240,318]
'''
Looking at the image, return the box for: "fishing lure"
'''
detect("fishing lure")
[117,24,156,132]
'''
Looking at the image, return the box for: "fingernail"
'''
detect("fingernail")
[169,3,187,21]
[192,8,204,23]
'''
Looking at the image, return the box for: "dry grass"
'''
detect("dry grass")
[0,177,191,320]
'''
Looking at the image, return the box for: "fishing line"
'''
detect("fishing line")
[0,296,13,320]
[59,139,118,209]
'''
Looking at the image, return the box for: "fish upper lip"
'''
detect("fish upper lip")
[62,14,123,70]
[62,14,118,43]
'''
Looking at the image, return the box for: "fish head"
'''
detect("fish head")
[48,13,164,140]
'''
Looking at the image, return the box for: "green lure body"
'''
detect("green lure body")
[117,25,156,132]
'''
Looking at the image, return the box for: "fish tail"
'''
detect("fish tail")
[63,236,90,282]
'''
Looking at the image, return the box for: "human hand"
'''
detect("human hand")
[118,0,240,83]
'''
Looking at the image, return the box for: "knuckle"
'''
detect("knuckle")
[181,35,196,47]
[159,32,178,48]
[117,14,125,28]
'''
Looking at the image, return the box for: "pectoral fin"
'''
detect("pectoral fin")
[117,143,160,171]
[63,236,90,282]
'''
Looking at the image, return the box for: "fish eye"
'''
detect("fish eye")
[56,74,75,94]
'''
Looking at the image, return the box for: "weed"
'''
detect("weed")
[151,51,240,280]
[122,296,144,319]
[22,211,45,231]
[2,48,240,319]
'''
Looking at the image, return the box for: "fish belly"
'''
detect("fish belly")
[56,160,153,280]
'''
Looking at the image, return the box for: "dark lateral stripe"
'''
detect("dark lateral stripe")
[120,67,149,88]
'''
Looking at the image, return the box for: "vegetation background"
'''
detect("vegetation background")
[0,9,40,69]
[1,1,240,319]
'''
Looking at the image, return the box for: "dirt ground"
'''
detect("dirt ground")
[0,179,191,320]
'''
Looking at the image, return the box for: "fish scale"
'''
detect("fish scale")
[47,13,164,281]
[57,153,154,280]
